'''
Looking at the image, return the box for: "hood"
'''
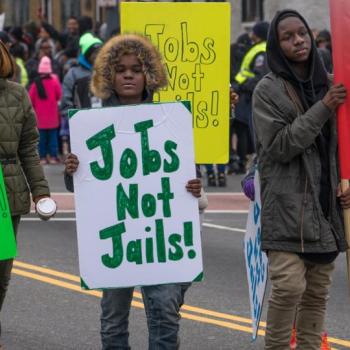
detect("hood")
[267,9,328,108]
[78,53,92,70]
[103,90,153,107]
[91,33,168,100]
[38,56,52,74]
[79,33,103,58]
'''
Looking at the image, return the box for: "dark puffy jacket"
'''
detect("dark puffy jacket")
[253,72,347,253]
[0,79,50,215]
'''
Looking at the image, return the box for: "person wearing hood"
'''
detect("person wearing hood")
[59,33,103,154]
[253,9,350,349]
[60,33,102,117]
[232,21,270,174]
[64,33,202,350]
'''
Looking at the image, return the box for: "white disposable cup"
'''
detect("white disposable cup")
[36,197,57,221]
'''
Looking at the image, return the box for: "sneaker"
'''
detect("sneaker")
[40,158,47,165]
[218,172,227,187]
[207,173,217,187]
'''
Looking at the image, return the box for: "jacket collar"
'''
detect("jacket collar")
[102,90,153,107]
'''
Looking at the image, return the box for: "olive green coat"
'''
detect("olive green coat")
[253,72,347,253]
[0,78,50,216]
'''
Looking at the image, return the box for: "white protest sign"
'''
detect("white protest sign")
[244,170,268,340]
[69,102,203,289]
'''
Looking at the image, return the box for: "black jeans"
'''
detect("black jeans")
[0,215,20,312]
[233,119,254,166]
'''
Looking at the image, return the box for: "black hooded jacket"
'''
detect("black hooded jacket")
[267,9,332,220]
[252,9,346,261]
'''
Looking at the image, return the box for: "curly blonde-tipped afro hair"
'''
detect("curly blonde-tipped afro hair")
[91,33,168,100]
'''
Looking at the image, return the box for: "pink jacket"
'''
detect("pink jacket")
[29,76,62,129]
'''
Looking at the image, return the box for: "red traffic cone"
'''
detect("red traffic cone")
[290,326,297,349]
[321,332,331,350]
[290,328,331,349]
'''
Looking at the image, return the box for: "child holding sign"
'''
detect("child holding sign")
[64,33,202,350]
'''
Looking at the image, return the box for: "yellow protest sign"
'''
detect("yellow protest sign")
[121,2,231,164]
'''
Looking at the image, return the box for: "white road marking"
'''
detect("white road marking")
[203,222,246,233]
[205,210,248,214]
[21,219,247,235]
[206,192,245,196]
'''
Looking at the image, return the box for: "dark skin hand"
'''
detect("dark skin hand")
[337,185,350,209]
[64,153,79,176]
[322,83,347,111]
[33,194,50,204]
[33,155,52,203]
[65,153,202,198]
[186,178,202,198]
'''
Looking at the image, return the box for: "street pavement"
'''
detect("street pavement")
[1,164,350,349]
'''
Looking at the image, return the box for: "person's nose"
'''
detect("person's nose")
[294,33,305,46]
[123,69,133,79]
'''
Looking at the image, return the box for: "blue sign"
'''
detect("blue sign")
[244,171,268,340]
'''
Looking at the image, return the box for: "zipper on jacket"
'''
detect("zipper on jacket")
[300,175,308,252]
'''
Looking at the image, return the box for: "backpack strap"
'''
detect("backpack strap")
[281,79,305,115]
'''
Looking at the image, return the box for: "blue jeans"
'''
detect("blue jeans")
[100,283,190,350]
[205,164,226,173]
[39,129,58,158]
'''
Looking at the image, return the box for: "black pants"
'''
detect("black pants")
[233,119,254,166]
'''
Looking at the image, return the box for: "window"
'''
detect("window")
[242,0,264,22]
[5,0,29,26]
[61,0,81,27]
[41,0,52,24]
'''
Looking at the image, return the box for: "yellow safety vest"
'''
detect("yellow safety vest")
[234,42,266,84]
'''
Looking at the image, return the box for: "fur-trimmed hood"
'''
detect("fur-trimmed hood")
[91,33,168,100]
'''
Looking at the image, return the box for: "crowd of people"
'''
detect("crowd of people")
[202,19,334,188]
[0,8,349,350]
[0,15,335,183]
[223,21,335,187]
[0,15,104,165]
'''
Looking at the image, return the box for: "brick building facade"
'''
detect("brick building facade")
[0,0,109,31]
[0,0,331,42]
[231,0,330,41]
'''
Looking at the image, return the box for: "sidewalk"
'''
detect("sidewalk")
[39,164,249,212]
